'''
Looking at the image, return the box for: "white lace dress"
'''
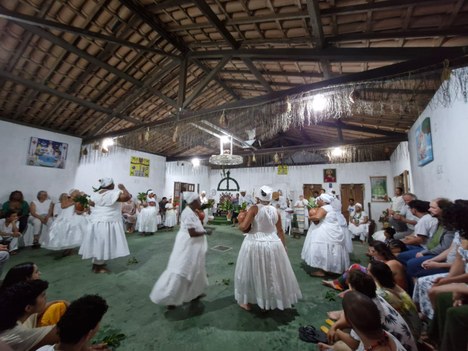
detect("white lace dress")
[150,207,208,305]
[235,204,302,310]
[42,205,87,250]
[79,189,129,260]
[301,204,350,274]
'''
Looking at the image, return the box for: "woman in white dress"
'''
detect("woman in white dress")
[28,191,54,247]
[330,192,353,254]
[164,200,177,228]
[42,190,87,254]
[301,193,349,276]
[235,185,302,311]
[79,178,131,273]
[348,203,369,243]
[136,190,159,235]
[150,192,211,308]
[294,195,309,231]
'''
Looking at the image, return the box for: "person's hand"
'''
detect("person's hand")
[205,228,213,236]
[12,232,21,238]
[452,291,466,307]
[393,214,401,220]
[433,277,448,286]
[415,252,424,258]
[422,260,438,269]
[117,184,125,190]
[0,244,8,251]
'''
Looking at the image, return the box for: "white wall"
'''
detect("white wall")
[0,120,82,203]
[74,146,166,199]
[208,161,394,221]
[408,70,468,201]
[164,162,211,200]
[390,141,414,193]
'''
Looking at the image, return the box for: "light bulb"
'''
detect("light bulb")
[312,94,327,112]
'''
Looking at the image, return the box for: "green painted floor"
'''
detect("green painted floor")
[4,225,368,351]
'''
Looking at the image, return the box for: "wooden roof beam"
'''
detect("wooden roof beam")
[319,120,407,137]
[188,47,468,61]
[83,52,467,142]
[0,70,141,125]
[0,6,177,58]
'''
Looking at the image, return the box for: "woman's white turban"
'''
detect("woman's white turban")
[184,192,199,204]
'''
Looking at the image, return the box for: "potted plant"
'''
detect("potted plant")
[137,192,147,202]
[219,199,234,221]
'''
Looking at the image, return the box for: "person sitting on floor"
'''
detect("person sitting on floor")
[319,291,407,351]
[36,295,110,351]
[348,203,369,243]
[0,262,68,327]
[0,280,59,351]
[326,270,417,351]
[1,191,29,234]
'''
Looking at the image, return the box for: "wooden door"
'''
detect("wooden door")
[340,184,365,222]
[303,184,322,201]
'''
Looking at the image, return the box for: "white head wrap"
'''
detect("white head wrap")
[96,178,113,189]
[184,192,199,204]
[318,193,333,204]
[147,190,155,196]
[355,202,363,209]
[256,185,273,202]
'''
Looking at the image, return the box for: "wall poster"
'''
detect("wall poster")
[370,176,388,202]
[27,137,68,169]
[130,156,150,177]
[416,117,434,167]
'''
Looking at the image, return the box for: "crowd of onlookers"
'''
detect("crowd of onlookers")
[319,189,468,351]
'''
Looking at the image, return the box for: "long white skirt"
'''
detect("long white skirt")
[164,211,177,227]
[136,207,158,232]
[301,223,349,274]
[79,221,130,260]
[42,215,87,250]
[235,232,302,310]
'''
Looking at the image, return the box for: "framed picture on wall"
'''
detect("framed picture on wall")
[27,137,68,169]
[416,117,434,167]
[130,156,150,177]
[323,168,337,183]
[370,176,388,202]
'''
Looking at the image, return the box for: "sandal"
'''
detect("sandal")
[298,325,328,344]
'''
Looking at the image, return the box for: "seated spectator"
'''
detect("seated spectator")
[36,295,109,351]
[388,239,407,256]
[319,291,407,351]
[121,198,137,233]
[1,191,29,233]
[389,192,418,239]
[326,270,417,351]
[322,241,407,292]
[405,198,455,278]
[0,280,59,350]
[398,200,438,263]
[348,203,369,243]
[0,262,67,326]
[28,191,54,248]
[367,260,421,339]
[383,227,396,244]
[0,211,21,254]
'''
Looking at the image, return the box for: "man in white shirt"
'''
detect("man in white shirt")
[391,193,419,239]
[399,200,438,264]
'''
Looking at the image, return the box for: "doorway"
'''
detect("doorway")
[340,184,365,221]
[303,184,322,200]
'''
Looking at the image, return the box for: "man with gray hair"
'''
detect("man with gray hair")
[389,193,419,239]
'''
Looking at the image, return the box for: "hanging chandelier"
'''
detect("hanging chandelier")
[209,135,243,166]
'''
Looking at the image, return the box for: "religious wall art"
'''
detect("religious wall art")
[323,168,337,183]
[416,117,434,167]
[130,156,150,177]
[27,137,68,169]
[277,165,288,175]
[370,176,388,202]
